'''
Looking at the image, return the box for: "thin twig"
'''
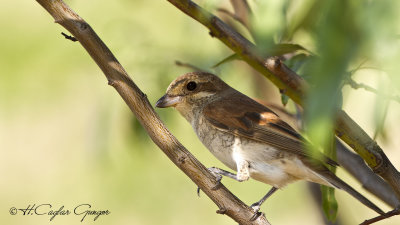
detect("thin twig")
[360,207,400,225]
[345,78,400,103]
[229,0,252,31]
[217,8,248,28]
[61,32,78,42]
[175,60,208,72]
[35,1,270,224]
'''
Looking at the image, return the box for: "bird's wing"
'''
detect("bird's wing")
[203,92,338,167]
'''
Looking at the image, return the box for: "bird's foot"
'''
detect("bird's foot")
[249,202,263,221]
[249,187,278,221]
[208,167,224,190]
[197,167,225,196]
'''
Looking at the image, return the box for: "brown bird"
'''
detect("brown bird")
[156,72,383,218]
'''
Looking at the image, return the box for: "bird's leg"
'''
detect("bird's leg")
[197,167,240,196]
[197,160,250,195]
[208,167,239,181]
[250,187,278,221]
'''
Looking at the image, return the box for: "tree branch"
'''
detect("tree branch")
[35,0,270,224]
[166,0,400,201]
[336,139,400,207]
[360,207,400,225]
[335,111,400,199]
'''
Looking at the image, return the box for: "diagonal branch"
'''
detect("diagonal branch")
[360,207,400,225]
[166,0,400,201]
[35,0,270,224]
[336,139,400,207]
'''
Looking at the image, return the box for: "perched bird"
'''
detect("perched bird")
[156,72,383,218]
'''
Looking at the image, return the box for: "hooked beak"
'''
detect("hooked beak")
[155,94,182,108]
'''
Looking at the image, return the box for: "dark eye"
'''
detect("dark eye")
[186,81,197,91]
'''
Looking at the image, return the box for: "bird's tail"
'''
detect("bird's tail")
[323,172,384,215]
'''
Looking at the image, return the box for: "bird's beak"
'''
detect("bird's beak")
[155,94,181,108]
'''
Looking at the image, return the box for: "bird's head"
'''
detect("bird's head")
[156,72,230,121]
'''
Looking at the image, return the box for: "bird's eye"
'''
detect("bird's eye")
[186,81,197,91]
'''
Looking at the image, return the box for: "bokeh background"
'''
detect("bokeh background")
[1,0,400,225]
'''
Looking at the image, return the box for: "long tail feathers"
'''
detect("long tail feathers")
[324,172,384,215]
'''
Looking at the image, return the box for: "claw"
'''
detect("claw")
[216,207,227,214]
[208,167,224,190]
[249,203,262,221]
[250,211,263,221]
[250,203,261,212]
[214,173,223,183]
[197,168,224,196]
[211,180,223,190]
[197,187,201,197]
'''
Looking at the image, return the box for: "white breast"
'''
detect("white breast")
[194,115,331,188]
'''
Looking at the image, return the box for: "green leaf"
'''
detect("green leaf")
[282,0,323,41]
[305,117,338,221]
[321,185,338,222]
[321,131,338,222]
[211,54,241,68]
[267,43,310,57]
[285,53,311,73]
[281,93,289,106]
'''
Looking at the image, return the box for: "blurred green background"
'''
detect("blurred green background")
[1,0,400,225]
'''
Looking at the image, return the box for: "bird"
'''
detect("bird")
[155,71,384,219]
